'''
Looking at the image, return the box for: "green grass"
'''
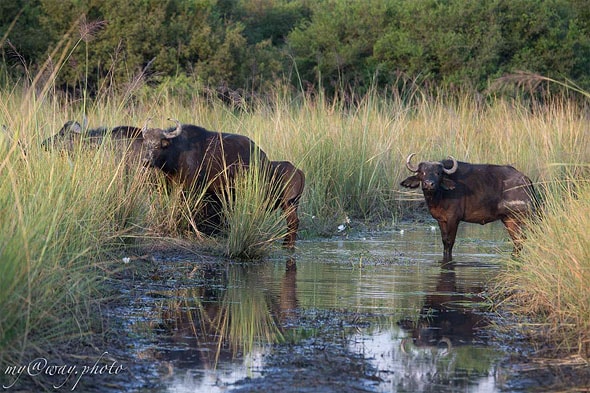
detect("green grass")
[0,114,152,368]
[219,160,291,259]
[492,175,590,357]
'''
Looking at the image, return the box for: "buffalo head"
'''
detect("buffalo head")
[140,118,183,169]
[42,120,86,150]
[401,153,458,195]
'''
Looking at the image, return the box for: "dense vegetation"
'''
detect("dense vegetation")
[2,0,590,96]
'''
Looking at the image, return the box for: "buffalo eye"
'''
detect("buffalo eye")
[161,139,170,148]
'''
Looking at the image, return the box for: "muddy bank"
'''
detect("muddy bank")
[229,309,385,393]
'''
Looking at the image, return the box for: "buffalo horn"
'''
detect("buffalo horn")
[405,153,419,172]
[443,156,458,175]
[141,117,152,137]
[164,118,182,139]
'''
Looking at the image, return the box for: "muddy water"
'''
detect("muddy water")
[121,222,517,392]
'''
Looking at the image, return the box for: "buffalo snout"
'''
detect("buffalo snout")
[422,179,436,191]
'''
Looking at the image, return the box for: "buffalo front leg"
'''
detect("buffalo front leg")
[502,216,525,256]
[438,219,459,262]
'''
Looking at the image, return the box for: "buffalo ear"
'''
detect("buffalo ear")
[441,177,456,190]
[400,176,420,189]
[161,139,170,148]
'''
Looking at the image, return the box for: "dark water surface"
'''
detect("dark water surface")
[120,222,522,392]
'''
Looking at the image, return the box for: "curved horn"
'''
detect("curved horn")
[442,156,458,175]
[405,153,419,172]
[141,117,152,137]
[164,118,182,139]
[438,337,452,356]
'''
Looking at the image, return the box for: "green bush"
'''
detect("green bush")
[3,0,590,95]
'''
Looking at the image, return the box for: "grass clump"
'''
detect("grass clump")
[219,161,290,259]
[492,175,590,357]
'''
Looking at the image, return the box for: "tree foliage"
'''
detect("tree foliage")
[1,0,589,96]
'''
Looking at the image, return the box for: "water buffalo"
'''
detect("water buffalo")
[42,120,143,160]
[264,161,305,248]
[401,154,537,261]
[141,118,273,236]
[140,118,268,193]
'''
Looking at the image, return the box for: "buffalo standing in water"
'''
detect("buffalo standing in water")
[400,154,537,261]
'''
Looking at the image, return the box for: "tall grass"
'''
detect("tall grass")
[227,89,588,229]
[492,176,590,357]
[0,107,151,370]
[0,21,169,372]
[219,160,291,259]
[485,76,590,358]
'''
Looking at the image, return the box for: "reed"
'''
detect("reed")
[0,19,160,367]
[218,159,291,259]
[485,75,590,357]
[0,112,151,369]
[492,175,590,356]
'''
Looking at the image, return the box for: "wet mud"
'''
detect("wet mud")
[13,222,589,392]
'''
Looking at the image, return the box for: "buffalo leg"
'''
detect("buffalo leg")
[502,216,525,256]
[282,202,299,249]
[438,219,459,262]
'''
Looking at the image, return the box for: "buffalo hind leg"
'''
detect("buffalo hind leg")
[502,216,525,256]
[282,202,299,249]
[438,219,459,262]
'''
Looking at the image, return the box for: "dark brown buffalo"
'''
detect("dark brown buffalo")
[42,120,143,160]
[401,154,537,261]
[140,118,268,193]
[264,161,305,248]
[141,118,273,237]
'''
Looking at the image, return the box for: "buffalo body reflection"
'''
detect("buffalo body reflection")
[398,264,487,349]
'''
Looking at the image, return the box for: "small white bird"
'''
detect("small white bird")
[338,224,346,232]
[122,257,131,264]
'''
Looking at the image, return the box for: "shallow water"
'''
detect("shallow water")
[122,221,519,392]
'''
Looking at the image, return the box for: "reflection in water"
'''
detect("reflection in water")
[123,223,512,392]
[398,263,486,348]
[352,262,500,392]
[276,257,298,323]
[131,263,291,392]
